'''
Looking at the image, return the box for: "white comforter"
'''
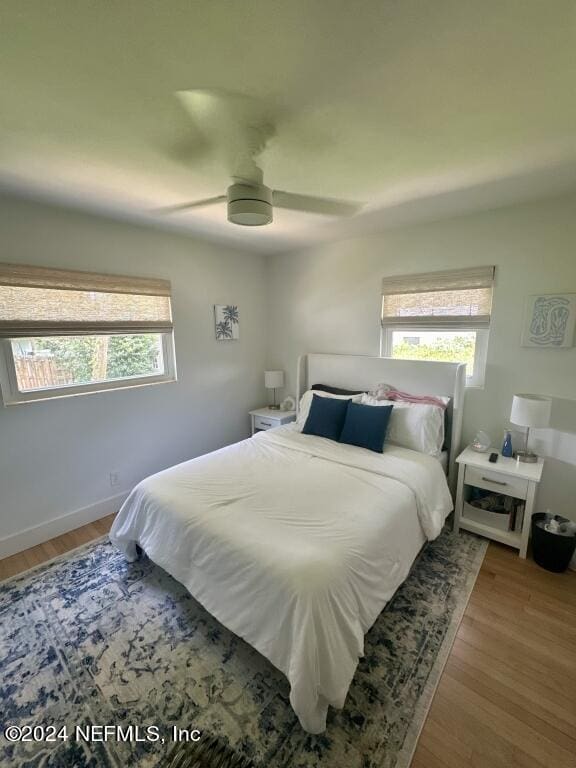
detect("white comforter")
[110,425,453,733]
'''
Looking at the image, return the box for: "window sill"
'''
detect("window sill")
[1,375,177,406]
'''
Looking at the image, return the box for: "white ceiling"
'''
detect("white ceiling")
[1,1,576,252]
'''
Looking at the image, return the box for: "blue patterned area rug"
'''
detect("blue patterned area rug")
[1,528,486,768]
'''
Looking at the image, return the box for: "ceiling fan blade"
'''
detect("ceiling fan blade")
[155,134,212,167]
[153,195,227,215]
[273,190,362,217]
[177,89,277,143]
[177,89,279,181]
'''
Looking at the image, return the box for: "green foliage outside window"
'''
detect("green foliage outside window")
[107,335,161,379]
[40,336,97,383]
[40,334,161,384]
[392,335,475,374]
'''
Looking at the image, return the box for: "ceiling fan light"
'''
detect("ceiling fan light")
[227,199,272,226]
[227,183,273,226]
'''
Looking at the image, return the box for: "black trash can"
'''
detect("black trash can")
[531,513,576,573]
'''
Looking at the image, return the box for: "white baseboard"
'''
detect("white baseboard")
[0,492,129,560]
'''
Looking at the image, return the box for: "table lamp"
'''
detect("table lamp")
[265,370,284,410]
[510,394,551,463]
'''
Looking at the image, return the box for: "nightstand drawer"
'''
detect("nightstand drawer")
[465,465,528,500]
[254,414,278,430]
[249,408,296,436]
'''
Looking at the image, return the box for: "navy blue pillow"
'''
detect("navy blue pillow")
[302,394,350,441]
[339,402,393,453]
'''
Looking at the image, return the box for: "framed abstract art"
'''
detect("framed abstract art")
[521,294,576,348]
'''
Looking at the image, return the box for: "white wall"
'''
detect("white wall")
[266,193,576,519]
[2,190,575,558]
[0,195,267,553]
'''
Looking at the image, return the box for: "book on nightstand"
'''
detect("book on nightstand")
[510,501,525,533]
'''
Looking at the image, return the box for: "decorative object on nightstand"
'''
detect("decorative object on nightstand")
[510,393,551,463]
[249,407,296,436]
[470,430,491,453]
[454,445,544,558]
[264,370,284,410]
[502,430,513,457]
[280,395,296,412]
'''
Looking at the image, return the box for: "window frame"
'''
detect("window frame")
[0,332,177,405]
[380,325,489,388]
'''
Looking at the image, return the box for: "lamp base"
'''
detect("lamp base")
[514,450,539,463]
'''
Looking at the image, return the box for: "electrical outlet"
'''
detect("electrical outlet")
[109,472,120,488]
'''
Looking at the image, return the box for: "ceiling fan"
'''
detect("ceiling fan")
[156,89,363,226]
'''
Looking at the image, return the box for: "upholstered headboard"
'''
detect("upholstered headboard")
[295,353,466,492]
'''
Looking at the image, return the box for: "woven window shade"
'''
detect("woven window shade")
[381,266,494,329]
[0,263,172,337]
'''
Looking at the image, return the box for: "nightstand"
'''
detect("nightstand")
[454,446,544,558]
[249,407,296,436]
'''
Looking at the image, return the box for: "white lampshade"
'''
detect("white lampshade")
[510,394,551,428]
[264,370,284,390]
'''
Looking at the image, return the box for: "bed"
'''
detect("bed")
[110,354,466,733]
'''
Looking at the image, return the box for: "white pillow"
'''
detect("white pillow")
[360,393,445,457]
[296,390,362,430]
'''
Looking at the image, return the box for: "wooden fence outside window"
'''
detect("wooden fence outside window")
[14,356,72,391]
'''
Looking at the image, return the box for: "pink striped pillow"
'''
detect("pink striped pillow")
[371,383,449,410]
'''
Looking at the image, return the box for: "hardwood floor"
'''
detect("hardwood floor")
[0,514,115,580]
[1,520,575,767]
[412,543,576,768]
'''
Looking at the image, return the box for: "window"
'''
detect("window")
[0,263,176,404]
[380,267,494,387]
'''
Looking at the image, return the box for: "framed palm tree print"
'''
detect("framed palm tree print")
[214,304,240,340]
